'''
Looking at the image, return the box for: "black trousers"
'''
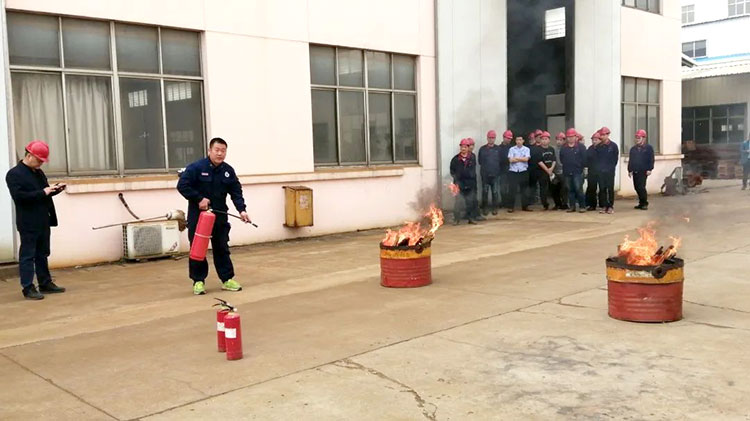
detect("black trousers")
[188,219,234,283]
[481,175,500,210]
[632,171,649,206]
[508,171,530,209]
[532,170,551,208]
[598,170,616,209]
[586,171,600,208]
[454,188,478,221]
[18,228,52,291]
[743,163,750,188]
[550,174,568,209]
[498,172,510,208]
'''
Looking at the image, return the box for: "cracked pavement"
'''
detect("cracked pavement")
[2,181,750,420]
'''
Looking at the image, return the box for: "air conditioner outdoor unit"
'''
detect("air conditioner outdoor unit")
[122,220,181,260]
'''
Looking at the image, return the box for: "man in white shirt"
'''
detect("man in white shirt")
[507,136,531,212]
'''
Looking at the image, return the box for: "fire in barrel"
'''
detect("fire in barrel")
[607,223,684,322]
[380,205,444,288]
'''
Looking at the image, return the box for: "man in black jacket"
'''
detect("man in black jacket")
[531,132,557,210]
[585,131,601,211]
[450,138,479,224]
[595,126,620,214]
[478,130,503,215]
[5,140,66,300]
[497,130,513,209]
[177,137,251,295]
[628,129,655,210]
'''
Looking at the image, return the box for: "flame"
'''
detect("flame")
[381,205,444,247]
[447,183,460,197]
[617,222,681,265]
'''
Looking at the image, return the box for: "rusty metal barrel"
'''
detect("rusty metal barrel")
[379,241,432,288]
[606,257,684,322]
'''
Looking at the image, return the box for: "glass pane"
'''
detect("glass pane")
[648,0,659,13]
[338,91,366,163]
[729,117,745,143]
[366,51,391,89]
[695,106,709,119]
[729,103,746,117]
[636,79,648,102]
[161,29,201,76]
[694,41,706,58]
[712,118,727,144]
[682,107,693,119]
[682,43,693,56]
[682,121,693,142]
[624,0,635,7]
[116,24,159,73]
[393,55,415,90]
[338,48,363,87]
[165,81,204,168]
[712,105,727,117]
[695,120,709,144]
[637,105,648,138]
[11,72,67,173]
[62,18,111,70]
[368,93,392,162]
[623,78,635,102]
[310,46,335,85]
[636,0,648,10]
[7,13,60,67]
[623,104,636,152]
[648,80,659,103]
[119,78,165,169]
[311,90,338,164]
[66,75,116,172]
[647,105,659,154]
[394,94,417,161]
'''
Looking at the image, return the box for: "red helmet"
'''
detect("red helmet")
[502,130,513,140]
[541,131,551,139]
[528,132,536,139]
[599,126,611,135]
[25,140,50,162]
[636,129,647,138]
[466,137,476,145]
[565,128,577,137]
[534,129,543,136]
[459,138,470,146]
[592,131,601,139]
[556,132,565,140]
[487,130,497,139]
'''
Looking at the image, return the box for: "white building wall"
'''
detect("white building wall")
[682,16,750,60]
[680,0,729,24]
[436,0,507,205]
[4,0,438,267]
[0,1,14,262]
[620,0,683,196]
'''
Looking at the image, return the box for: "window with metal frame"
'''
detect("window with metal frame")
[729,0,750,16]
[682,104,747,144]
[682,40,707,58]
[7,12,205,176]
[622,0,661,14]
[622,77,661,154]
[544,7,565,40]
[309,45,418,166]
[682,5,695,24]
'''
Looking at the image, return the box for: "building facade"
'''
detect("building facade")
[1,0,681,267]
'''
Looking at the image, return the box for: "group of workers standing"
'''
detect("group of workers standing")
[449,126,655,224]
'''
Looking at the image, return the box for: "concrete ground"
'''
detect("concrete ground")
[2,180,750,420]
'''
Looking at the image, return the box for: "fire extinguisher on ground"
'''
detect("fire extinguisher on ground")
[213,298,243,360]
[190,210,216,261]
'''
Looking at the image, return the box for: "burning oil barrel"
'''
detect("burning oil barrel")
[608,223,685,322]
[379,205,443,288]
[380,240,432,288]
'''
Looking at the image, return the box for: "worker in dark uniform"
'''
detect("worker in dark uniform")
[450,138,479,224]
[595,126,620,214]
[478,130,503,215]
[177,137,251,295]
[497,130,513,209]
[741,136,750,190]
[585,131,602,211]
[628,129,655,210]
[5,140,66,300]
[550,132,569,210]
[532,132,557,210]
[559,128,588,213]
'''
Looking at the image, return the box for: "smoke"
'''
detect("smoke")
[409,187,440,215]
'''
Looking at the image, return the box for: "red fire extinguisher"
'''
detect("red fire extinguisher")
[190,210,216,261]
[213,298,243,360]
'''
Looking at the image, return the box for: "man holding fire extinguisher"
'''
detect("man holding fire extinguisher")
[177,137,251,295]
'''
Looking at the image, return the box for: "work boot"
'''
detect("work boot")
[522,207,533,212]
[586,207,596,211]
[634,205,643,209]
[222,279,242,292]
[578,207,587,213]
[39,281,66,294]
[639,205,648,210]
[481,208,489,216]
[475,215,487,221]
[491,209,498,215]
[468,219,477,225]
[567,206,577,213]
[507,209,514,213]
[193,281,206,295]
[23,286,44,300]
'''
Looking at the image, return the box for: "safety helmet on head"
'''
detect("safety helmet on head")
[25,140,50,163]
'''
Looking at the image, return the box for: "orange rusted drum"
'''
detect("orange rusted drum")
[606,257,684,322]
[380,241,432,288]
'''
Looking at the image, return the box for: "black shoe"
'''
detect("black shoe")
[491,210,498,215]
[551,206,560,210]
[23,286,44,300]
[586,207,596,211]
[468,219,477,225]
[634,205,643,209]
[522,207,533,212]
[507,209,514,213]
[566,207,577,213]
[543,205,549,210]
[481,208,489,216]
[639,205,648,210]
[453,219,461,226]
[474,215,487,221]
[39,281,66,294]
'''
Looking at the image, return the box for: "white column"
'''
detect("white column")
[0,2,16,262]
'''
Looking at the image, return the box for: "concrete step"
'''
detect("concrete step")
[0,263,18,281]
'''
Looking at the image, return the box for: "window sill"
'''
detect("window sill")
[54,166,409,194]
[622,154,684,162]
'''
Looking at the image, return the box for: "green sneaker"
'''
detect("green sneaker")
[193,281,206,295]
[222,279,242,292]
